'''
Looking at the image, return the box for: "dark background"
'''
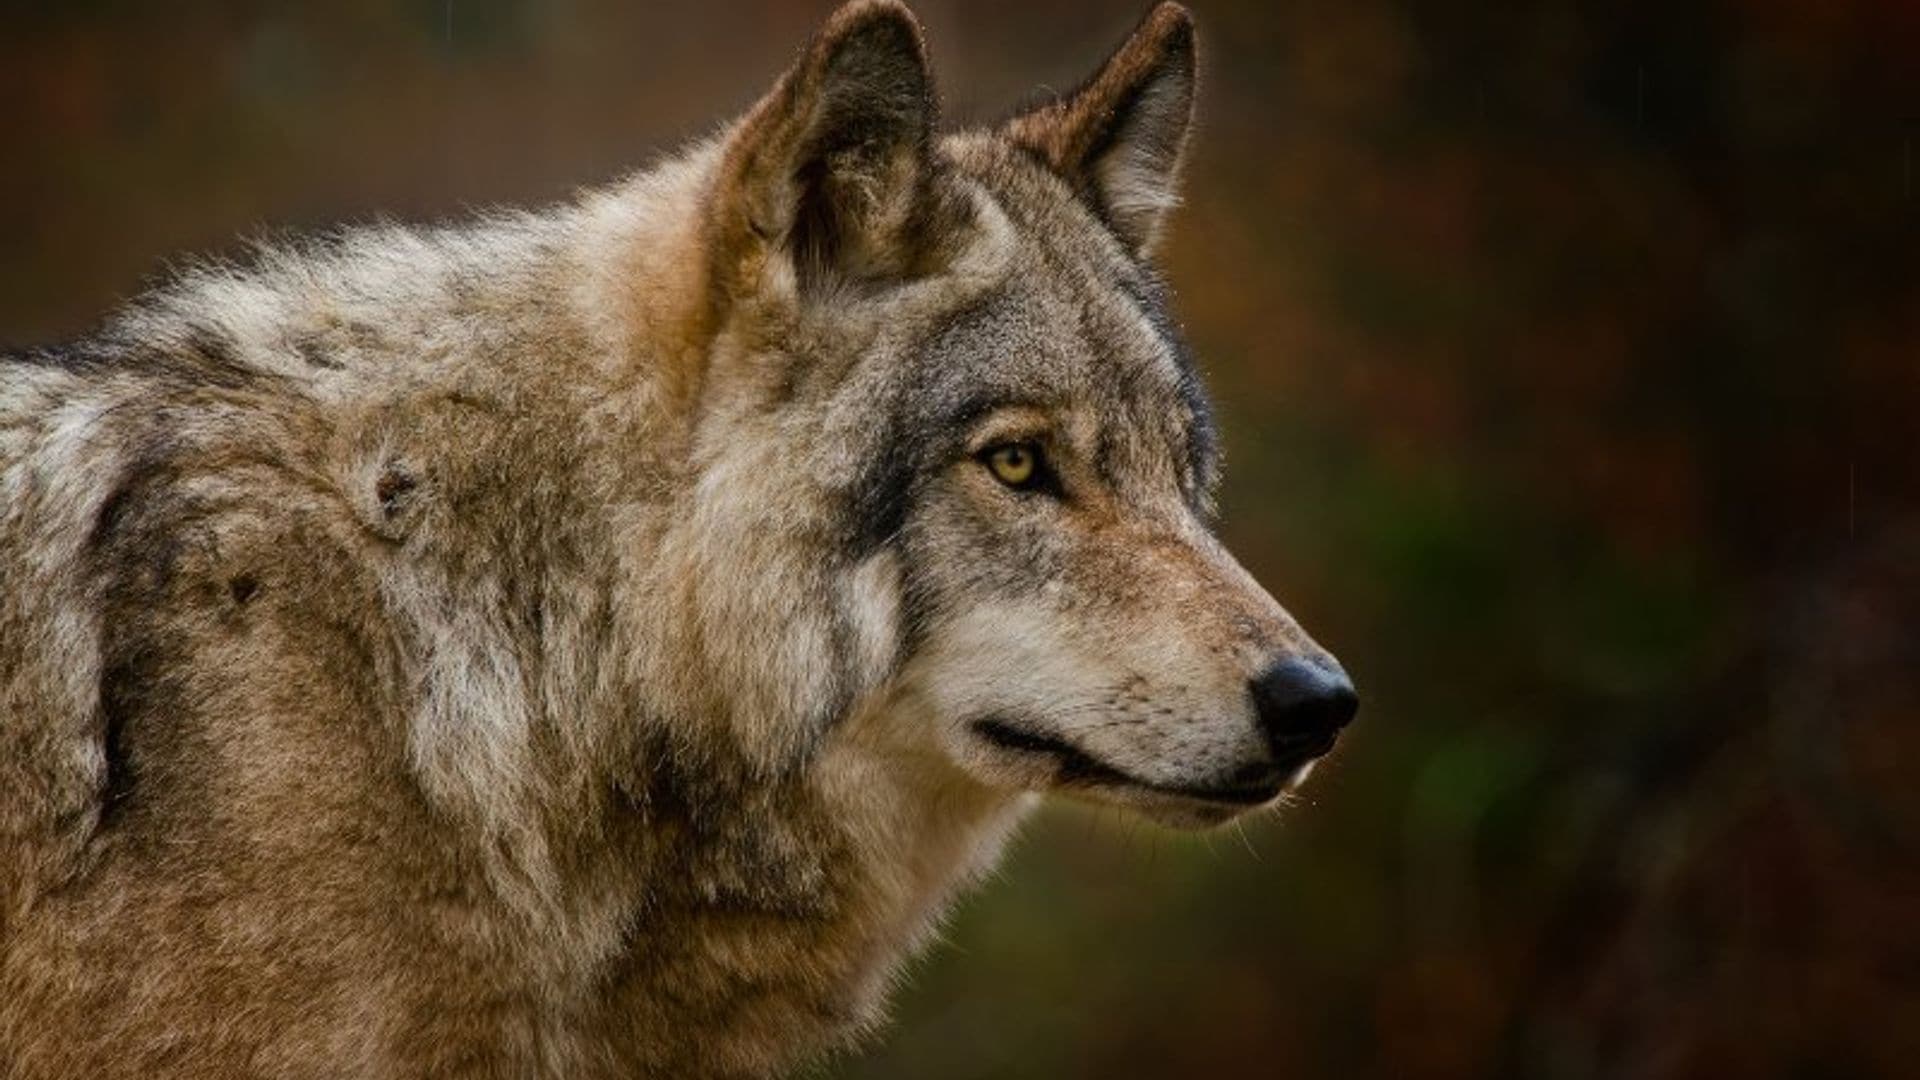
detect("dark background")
[3,2,1917,1077]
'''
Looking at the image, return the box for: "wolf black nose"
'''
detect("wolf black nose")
[1251,656,1357,754]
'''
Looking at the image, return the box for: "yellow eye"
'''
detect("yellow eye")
[986,443,1040,487]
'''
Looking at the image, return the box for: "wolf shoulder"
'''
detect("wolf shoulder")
[0,229,610,887]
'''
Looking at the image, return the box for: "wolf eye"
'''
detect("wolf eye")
[984,443,1043,489]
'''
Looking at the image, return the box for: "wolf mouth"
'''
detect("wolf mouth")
[969,717,1303,807]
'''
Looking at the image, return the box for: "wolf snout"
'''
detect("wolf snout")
[1250,656,1357,761]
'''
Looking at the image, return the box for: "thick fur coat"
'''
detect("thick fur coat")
[0,3,1354,1076]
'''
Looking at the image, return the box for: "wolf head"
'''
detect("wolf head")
[655,0,1354,829]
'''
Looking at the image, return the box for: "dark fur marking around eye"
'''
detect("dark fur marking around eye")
[846,408,921,558]
[843,375,1055,558]
[942,391,1055,433]
[978,442,1065,499]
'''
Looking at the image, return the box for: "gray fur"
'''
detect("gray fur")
[0,3,1347,1076]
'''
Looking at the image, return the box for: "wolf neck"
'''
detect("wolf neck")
[579,694,1032,1072]
[425,153,1035,1063]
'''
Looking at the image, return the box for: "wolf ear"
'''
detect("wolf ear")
[711,0,942,295]
[1003,2,1196,256]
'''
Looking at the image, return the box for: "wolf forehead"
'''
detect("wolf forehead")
[830,136,1221,555]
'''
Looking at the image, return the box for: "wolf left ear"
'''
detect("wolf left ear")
[1003,2,1197,257]
[711,0,945,295]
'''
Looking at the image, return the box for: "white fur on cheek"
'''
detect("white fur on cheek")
[918,601,1087,721]
[906,600,1101,789]
[841,551,903,695]
[905,587,1282,805]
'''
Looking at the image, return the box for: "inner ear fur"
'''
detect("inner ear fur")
[711,0,953,295]
[1003,2,1197,256]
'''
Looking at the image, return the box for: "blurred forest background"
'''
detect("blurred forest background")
[2,1,1916,1077]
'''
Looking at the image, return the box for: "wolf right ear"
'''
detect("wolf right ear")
[710,0,946,297]
[1003,3,1197,257]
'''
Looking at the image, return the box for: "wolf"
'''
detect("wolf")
[0,2,1355,1076]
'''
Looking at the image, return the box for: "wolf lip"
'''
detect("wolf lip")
[969,718,1290,807]
[970,717,1134,788]
[1270,731,1340,767]
[1161,780,1287,806]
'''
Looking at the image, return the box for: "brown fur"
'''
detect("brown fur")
[0,4,1350,1076]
